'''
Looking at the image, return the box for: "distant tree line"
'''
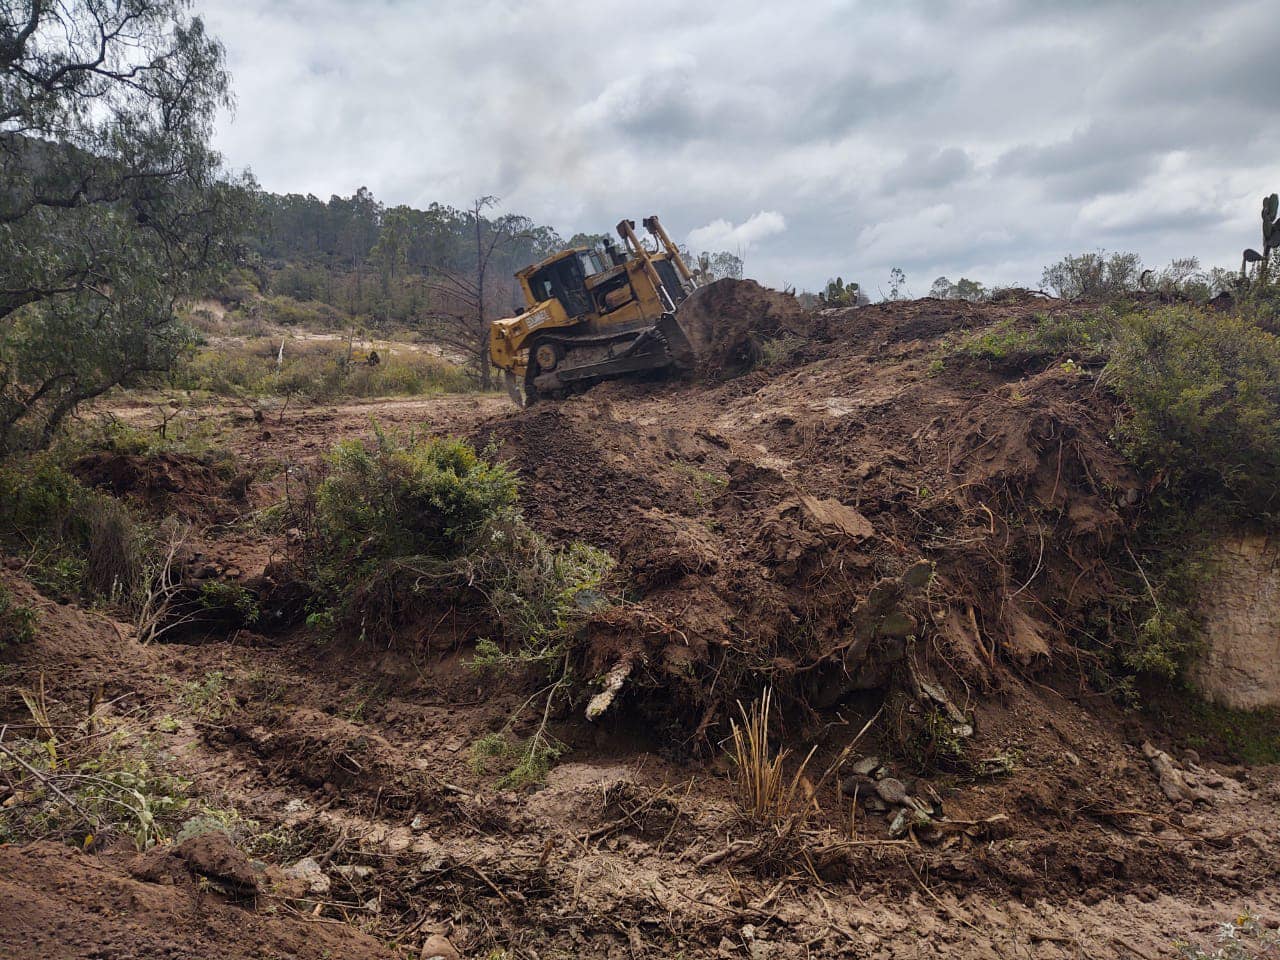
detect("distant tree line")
[813,251,1241,312]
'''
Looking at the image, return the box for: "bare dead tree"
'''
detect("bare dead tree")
[418,197,532,390]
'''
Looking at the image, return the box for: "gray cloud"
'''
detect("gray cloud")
[198,0,1278,292]
[882,147,975,195]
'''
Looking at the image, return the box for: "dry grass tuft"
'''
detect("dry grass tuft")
[728,689,818,827]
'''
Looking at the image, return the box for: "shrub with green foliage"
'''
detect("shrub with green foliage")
[302,433,613,787]
[1088,513,1215,684]
[1041,251,1143,299]
[1108,305,1280,520]
[306,432,612,656]
[259,296,345,329]
[315,434,519,561]
[1075,304,1280,687]
[0,457,149,606]
[953,310,1116,367]
[0,583,37,650]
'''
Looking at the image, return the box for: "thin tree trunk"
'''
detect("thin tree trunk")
[474,202,490,390]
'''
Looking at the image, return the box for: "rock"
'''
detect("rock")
[1191,534,1280,709]
[421,933,461,960]
[283,856,331,896]
[1142,741,1214,805]
[875,777,910,806]
[1181,748,1201,765]
[839,774,872,797]
[850,755,880,776]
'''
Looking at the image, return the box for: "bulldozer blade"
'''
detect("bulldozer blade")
[657,310,698,372]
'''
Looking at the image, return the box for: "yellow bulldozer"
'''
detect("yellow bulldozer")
[489,215,703,404]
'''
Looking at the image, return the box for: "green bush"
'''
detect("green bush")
[307,432,519,641]
[305,432,612,672]
[315,434,519,561]
[954,310,1116,367]
[0,583,37,649]
[0,456,149,606]
[1108,305,1280,519]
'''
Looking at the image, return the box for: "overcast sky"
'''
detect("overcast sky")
[200,0,1280,293]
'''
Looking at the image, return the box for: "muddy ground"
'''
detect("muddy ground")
[3,292,1279,959]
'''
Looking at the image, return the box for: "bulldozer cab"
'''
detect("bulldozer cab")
[522,249,606,319]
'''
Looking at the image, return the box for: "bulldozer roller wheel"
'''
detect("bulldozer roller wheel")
[533,341,562,372]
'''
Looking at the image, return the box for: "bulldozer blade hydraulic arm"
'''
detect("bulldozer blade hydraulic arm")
[616,219,676,312]
[643,215,697,291]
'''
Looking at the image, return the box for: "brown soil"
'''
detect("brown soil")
[71,449,248,522]
[0,841,394,960]
[4,291,1280,959]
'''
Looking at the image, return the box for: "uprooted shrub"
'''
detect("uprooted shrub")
[0,582,37,650]
[306,431,613,654]
[0,679,242,851]
[950,304,1280,686]
[305,432,613,783]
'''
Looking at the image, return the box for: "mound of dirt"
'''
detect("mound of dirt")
[677,277,808,378]
[0,842,393,960]
[71,450,247,521]
[128,831,260,898]
[478,292,1142,739]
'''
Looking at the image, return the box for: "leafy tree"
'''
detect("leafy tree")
[1,0,241,453]
[370,205,411,321]
[929,276,987,301]
[887,267,908,301]
[693,250,744,282]
[1041,251,1143,299]
[566,232,612,254]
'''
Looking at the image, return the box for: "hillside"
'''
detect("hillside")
[3,290,1278,959]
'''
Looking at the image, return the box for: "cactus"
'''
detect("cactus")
[1242,193,1280,282]
[1265,193,1280,252]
